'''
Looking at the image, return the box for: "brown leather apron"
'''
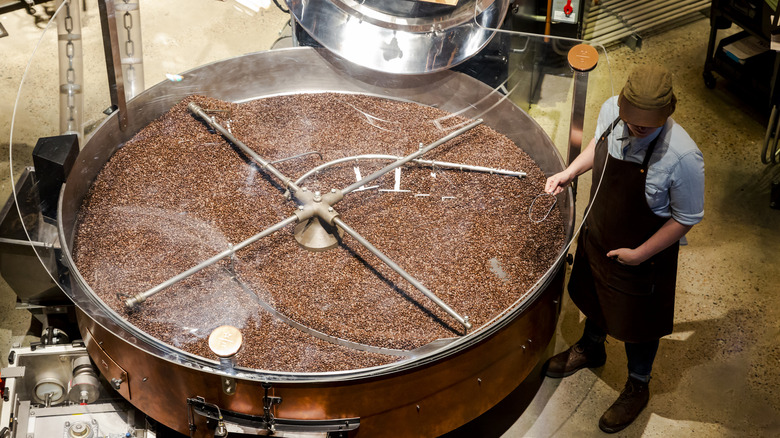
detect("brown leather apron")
[568,118,679,343]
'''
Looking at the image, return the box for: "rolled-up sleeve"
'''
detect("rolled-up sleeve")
[669,149,705,226]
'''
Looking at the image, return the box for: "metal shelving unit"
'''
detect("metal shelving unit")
[703,0,780,166]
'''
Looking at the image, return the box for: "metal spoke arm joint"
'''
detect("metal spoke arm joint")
[292,188,343,224]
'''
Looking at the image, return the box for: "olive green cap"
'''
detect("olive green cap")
[618,64,677,128]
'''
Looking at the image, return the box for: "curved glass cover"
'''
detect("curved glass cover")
[7,0,613,381]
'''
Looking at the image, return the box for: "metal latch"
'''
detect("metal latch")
[187,393,359,436]
[262,382,282,430]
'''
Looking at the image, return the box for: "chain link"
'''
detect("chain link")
[122,0,137,96]
[64,0,77,133]
[123,2,134,57]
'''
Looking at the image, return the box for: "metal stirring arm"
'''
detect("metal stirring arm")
[292,189,472,331]
[159,102,476,331]
[190,101,482,204]
[121,103,305,308]
[188,102,303,195]
[340,119,483,196]
[122,215,298,308]
[294,154,526,187]
[333,217,472,332]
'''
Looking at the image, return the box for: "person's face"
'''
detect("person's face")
[625,122,658,138]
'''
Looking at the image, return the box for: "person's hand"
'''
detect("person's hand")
[545,170,574,195]
[606,248,644,266]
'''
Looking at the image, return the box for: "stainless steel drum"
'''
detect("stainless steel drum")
[56,47,574,437]
[286,0,510,74]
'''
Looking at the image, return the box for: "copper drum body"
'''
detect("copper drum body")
[58,47,574,437]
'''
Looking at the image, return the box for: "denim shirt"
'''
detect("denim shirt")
[595,96,705,226]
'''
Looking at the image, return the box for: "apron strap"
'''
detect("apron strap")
[641,129,663,169]
[599,116,622,142]
[601,115,663,170]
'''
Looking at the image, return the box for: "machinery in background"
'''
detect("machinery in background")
[511,0,585,39]
[0,342,160,438]
[0,134,81,344]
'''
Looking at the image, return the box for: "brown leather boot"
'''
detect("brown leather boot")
[544,341,606,378]
[598,377,650,433]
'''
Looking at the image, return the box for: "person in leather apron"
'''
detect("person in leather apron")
[544,64,705,433]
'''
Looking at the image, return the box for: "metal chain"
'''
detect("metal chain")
[123,0,136,84]
[63,0,77,133]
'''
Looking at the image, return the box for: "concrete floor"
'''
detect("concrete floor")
[1,2,779,437]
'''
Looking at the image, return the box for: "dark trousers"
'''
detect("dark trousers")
[581,319,659,383]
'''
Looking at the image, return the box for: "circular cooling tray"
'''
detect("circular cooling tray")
[57,47,573,380]
[49,46,574,437]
